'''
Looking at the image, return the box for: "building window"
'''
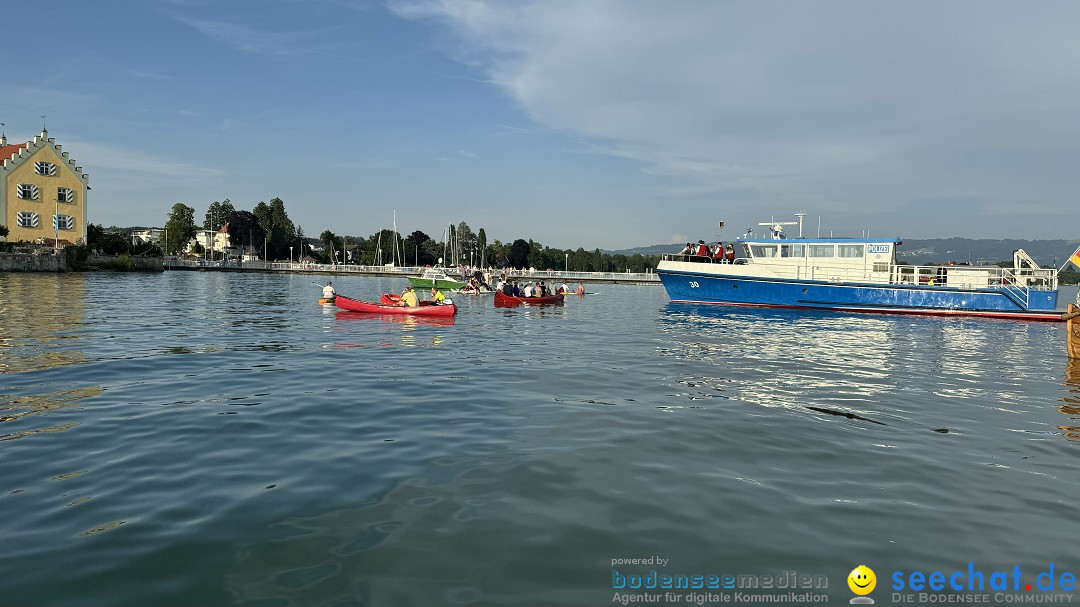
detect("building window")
[54,215,75,231]
[17,184,39,200]
[58,187,74,203]
[17,212,40,228]
[809,245,835,258]
[35,161,57,176]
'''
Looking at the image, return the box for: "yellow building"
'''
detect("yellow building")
[0,129,89,246]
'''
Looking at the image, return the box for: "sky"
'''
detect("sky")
[4,0,1080,250]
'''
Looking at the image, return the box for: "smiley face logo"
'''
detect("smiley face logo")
[848,565,876,595]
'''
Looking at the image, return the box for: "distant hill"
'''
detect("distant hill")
[607,238,1080,267]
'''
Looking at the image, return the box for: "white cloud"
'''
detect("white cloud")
[65,140,223,193]
[169,14,343,58]
[389,0,1080,239]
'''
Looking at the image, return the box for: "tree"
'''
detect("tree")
[320,230,344,263]
[508,239,530,269]
[0,225,8,239]
[204,199,235,231]
[87,223,133,255]
[226,210,265,256]
[162,204,198,255]
[477,228,487,267]
[361,229,404,265]
[267,198,296,261]
[403,230,435,266]
[456,221,478,263]
[253,201,272,235]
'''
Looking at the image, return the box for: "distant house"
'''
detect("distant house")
[188,226,232,256]
[0,129,90,246]
[132,228,163,244]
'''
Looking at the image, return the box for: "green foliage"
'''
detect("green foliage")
[226,210,266,255]
[403,230,436,266]
[361,229,405,265]
[106,254,134,271]
[203,199,235,231]
[64,245,90,270]
[87,224,133,255]
[508,239,530,269]
[1060,267,1080,285]
[267,198,297,261]
[162,204,198,255]
[319,230,345,263]
[0,224,8,238]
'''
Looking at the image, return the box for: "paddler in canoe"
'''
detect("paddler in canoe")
[430,286,446,304]
[319,281,337,304]
[396,285,420,307]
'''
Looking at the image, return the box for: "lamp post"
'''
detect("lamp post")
[289,246,293,264]
[565,253,568,273]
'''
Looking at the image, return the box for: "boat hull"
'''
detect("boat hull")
[408,276,467,290]
[334,295,457,316]
[494,290,565,306]
[657,268,1061,321]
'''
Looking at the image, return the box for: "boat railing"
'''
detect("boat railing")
[660,254,734,264]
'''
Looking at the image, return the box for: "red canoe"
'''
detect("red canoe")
[335,295,457,316]
[494,290,565,307]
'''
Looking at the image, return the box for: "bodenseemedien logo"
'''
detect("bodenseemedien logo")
[848,565,876,604]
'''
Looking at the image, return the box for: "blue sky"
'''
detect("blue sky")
[5,1,1080,249]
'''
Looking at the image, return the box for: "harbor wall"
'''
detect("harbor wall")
[0,252,164,272]
[0,252,65,272]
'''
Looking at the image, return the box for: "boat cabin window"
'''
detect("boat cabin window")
[837,245,863,258]
[749,245,778,258]
[780,244,805,258]
[809,245,835,258]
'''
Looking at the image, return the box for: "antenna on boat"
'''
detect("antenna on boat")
[795,212,806,238]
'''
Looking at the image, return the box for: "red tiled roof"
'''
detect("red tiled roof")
[0,143,26,160]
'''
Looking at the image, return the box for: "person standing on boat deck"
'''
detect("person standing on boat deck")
[712,242,725,261]
[695,240,709,257]
[430,287,445,304]
[322,281,337,300]
[725,244,735,263]
[398,286,419,307]
[678,243,693,260]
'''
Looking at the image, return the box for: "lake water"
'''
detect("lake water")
[2,272,1079,606]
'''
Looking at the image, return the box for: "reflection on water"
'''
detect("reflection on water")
[659,303,1072,438]
[334,310,456,327]
[660,304,903,414]
[0,273,88,372]
[3,276,1080,607]
[1061,358,1080,441]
